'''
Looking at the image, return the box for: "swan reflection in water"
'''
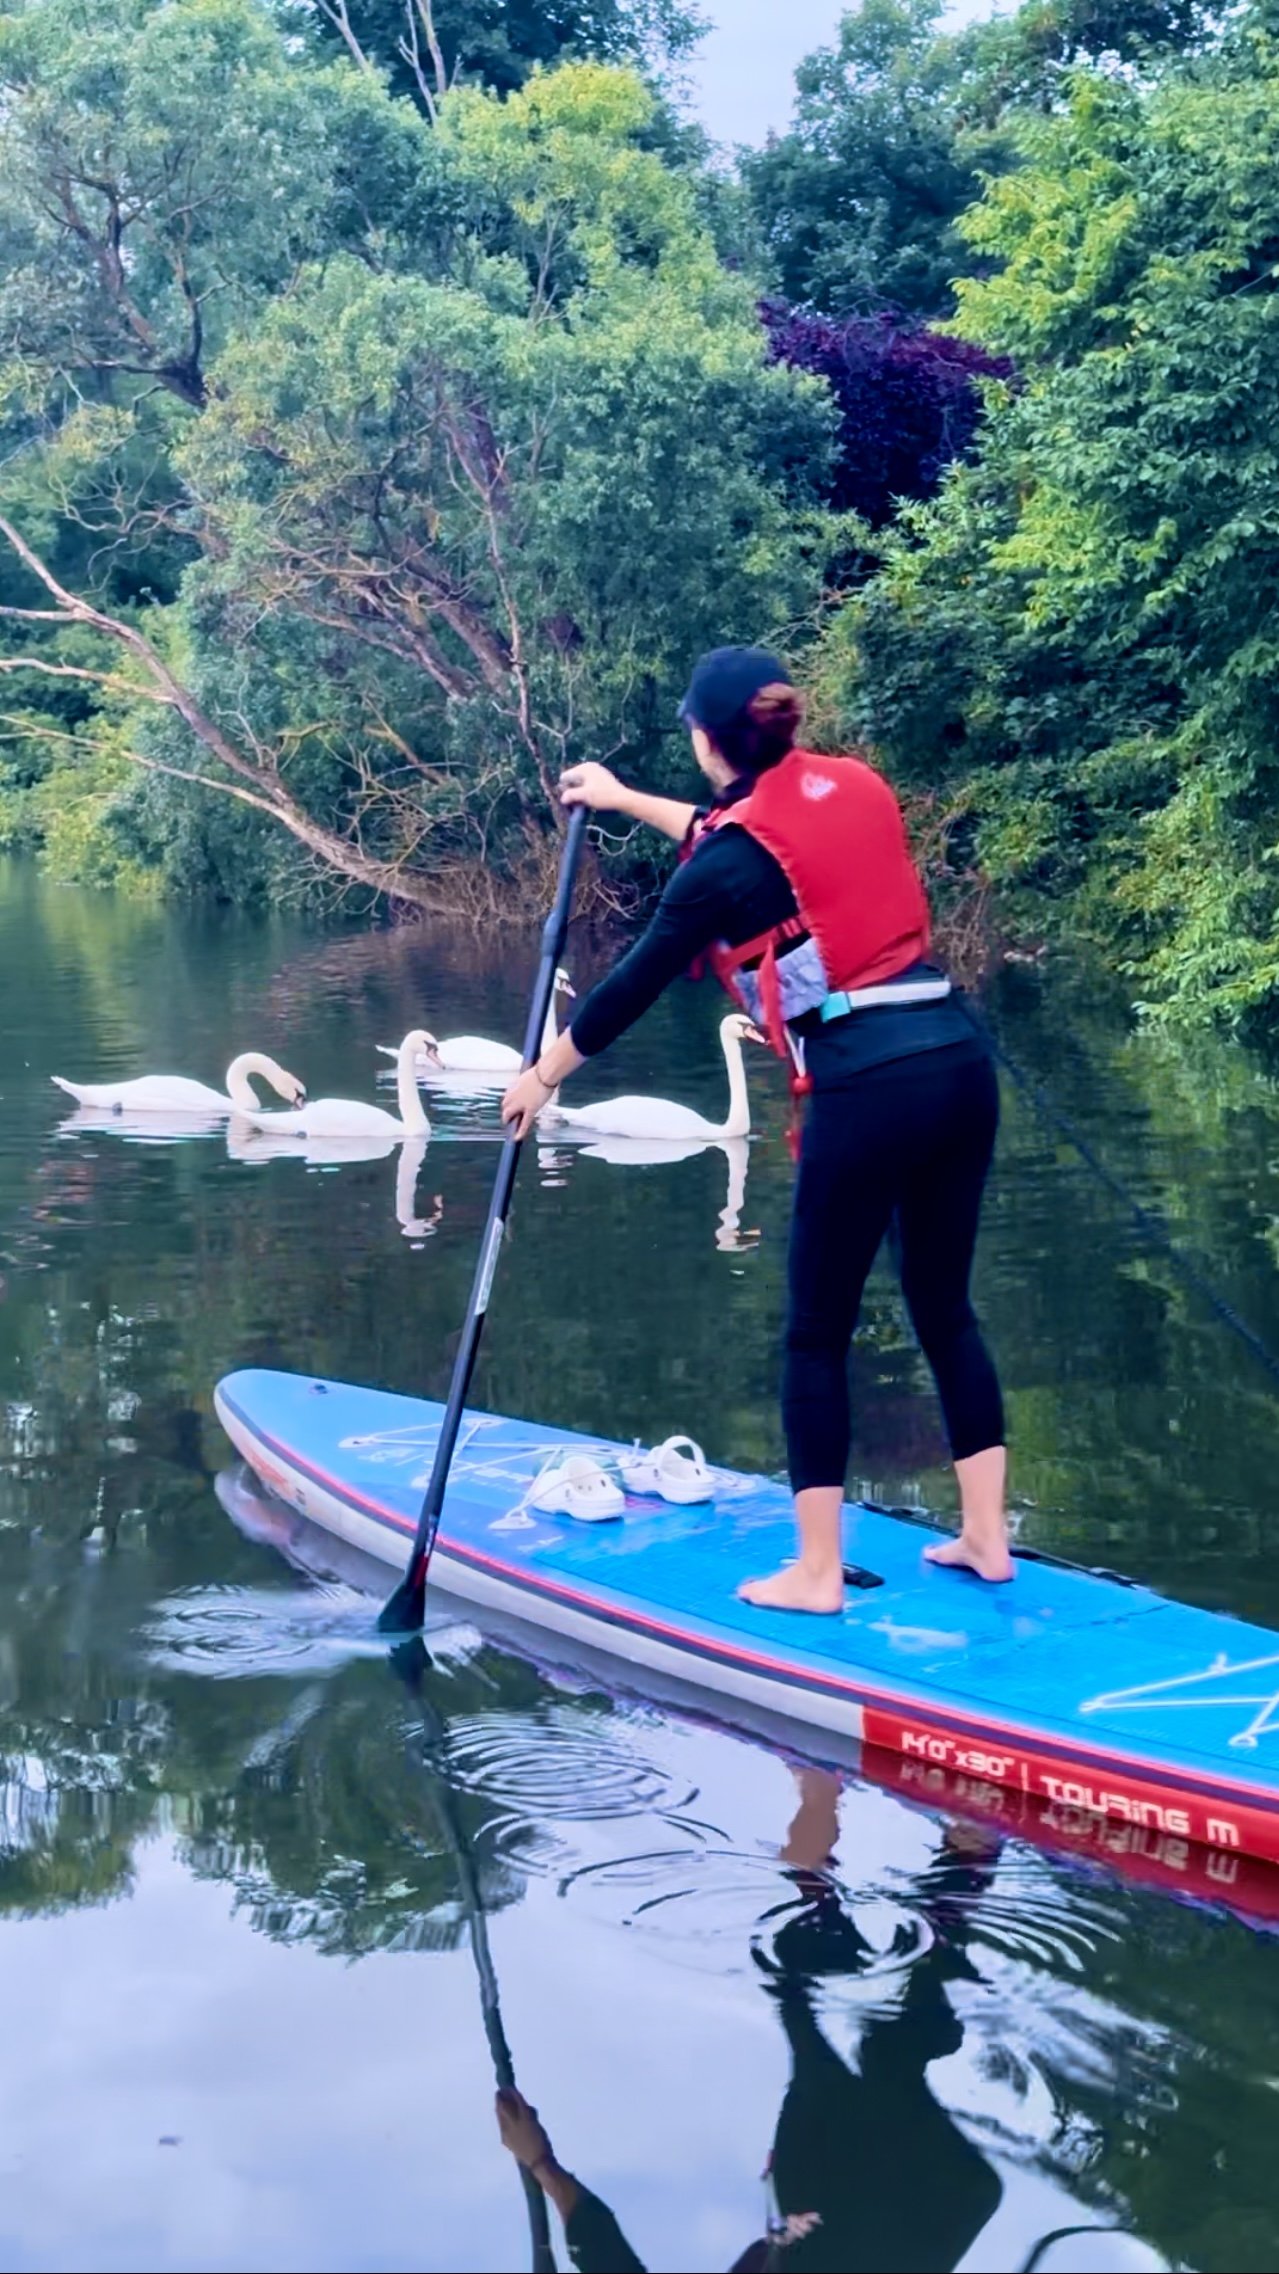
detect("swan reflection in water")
[56,1102,230,1145]
[536,1133,760,1255]
[225,1122,443,1244]
[496,1771,1171,2274]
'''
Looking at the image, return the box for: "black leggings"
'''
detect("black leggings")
[784,1042,1005,1493]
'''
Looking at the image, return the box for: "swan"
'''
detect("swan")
[237,1030,432,1139]
[545,1013,763,1142]
[51,1052,306,1117]
[377,967,576,1083]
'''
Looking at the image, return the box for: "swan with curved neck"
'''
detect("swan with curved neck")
[52,1052,306,1117]
[379,968,576,1082]
[239,1032,432,1139]
[548,1014,762,1141]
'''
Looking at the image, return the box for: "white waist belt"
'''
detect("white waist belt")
[819,978,953,1021]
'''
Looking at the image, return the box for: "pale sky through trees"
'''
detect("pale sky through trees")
[689,0,1006,145]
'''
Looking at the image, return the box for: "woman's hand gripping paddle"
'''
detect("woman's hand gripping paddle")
[378,806,589,1636]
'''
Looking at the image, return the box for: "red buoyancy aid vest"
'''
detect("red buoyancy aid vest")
[691,749,931,1069]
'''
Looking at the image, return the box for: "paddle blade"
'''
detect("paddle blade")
[388,1632,435,1694]
[377,1565,427,1635]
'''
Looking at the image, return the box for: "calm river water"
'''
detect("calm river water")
[3,857,1279,2272]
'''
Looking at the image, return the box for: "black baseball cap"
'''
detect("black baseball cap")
[677,646,793,733]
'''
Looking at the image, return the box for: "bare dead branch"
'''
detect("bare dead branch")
[0,512,451,906]
[397,4,439,124]
[413,0,449,98]
[313,0,375,73]
[291,597,480,701]
[0,657,161,702]
[0,604,93,626]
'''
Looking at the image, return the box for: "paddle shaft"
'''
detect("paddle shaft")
[379,806,588,1633]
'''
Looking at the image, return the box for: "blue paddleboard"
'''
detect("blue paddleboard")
[215,1369,1279,1870]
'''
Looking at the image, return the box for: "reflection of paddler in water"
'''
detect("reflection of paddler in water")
[494,1767,1003,2274]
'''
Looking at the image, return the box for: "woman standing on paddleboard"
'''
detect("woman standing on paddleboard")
[501,647,1010,1610]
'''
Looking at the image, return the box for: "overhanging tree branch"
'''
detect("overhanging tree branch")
[0,512,452,907]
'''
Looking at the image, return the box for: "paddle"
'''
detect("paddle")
[392,1639,556,2272]
[379,805,589,1635]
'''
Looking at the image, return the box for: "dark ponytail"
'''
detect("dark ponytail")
[713,683,806,777]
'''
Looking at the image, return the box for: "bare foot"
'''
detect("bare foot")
[738,1565,845,1615]
[924,1534,1014,1584]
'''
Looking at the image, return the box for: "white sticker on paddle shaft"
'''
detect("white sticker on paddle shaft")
[475,1218,505,1316]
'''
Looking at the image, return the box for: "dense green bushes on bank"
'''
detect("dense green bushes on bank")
[4,0,1279,1024]
[818,4,1279,1027]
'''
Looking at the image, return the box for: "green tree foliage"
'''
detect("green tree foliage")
[742,0,982,321]
[0,4,831,911]
[304,0,704,109]
[0,0,431,410]
[954,0,1222,123]
[815,7,1279,1028]
[742,0,1222,321]
[5,0,1270,1032]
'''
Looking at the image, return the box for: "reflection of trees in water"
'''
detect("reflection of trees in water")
[847,1284,951,1479]
[0,1794,145,1917]
[0,1385,541,1953]
[2,1298,157,1478]
[975,966,1279,1617]
[5,877,1279,2263]
[0,1271,529,1950]
[0,1657,531,1954]
[0,1367,1274,2274]
[0,1692,168,1918]
[175,1665,530,1960]
[0,1333,187,1936]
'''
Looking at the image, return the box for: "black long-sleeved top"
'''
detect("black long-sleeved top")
[570,817,972,1086]
[565,2189,647,2273]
